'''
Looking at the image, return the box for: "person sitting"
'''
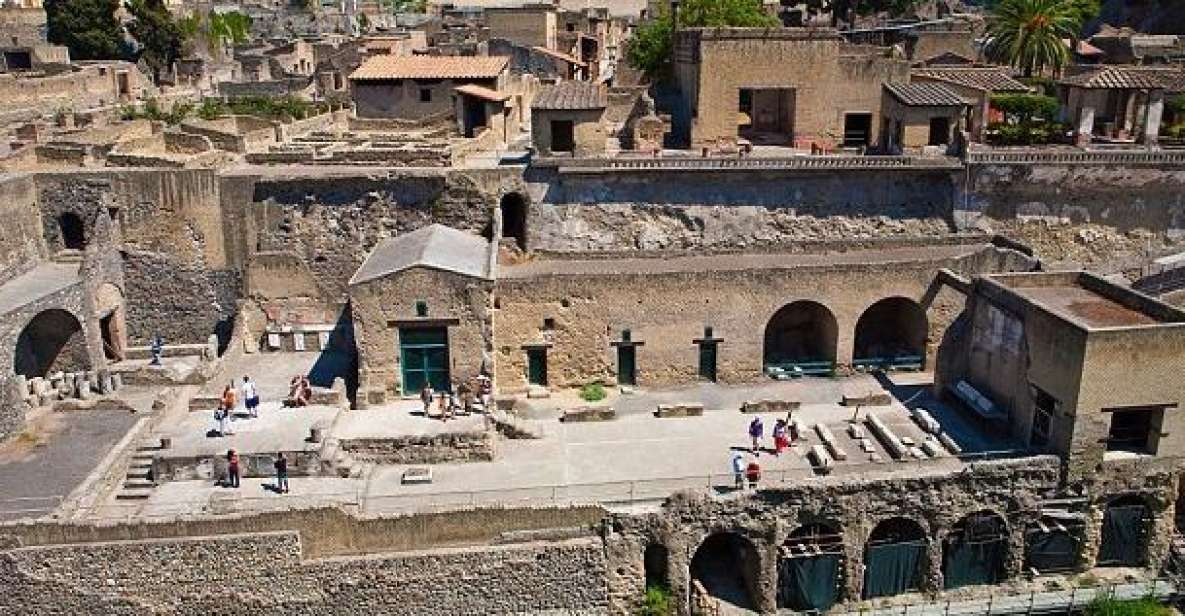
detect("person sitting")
[285,375,312,407]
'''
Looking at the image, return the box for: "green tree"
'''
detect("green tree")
[44,0,129,61]
[984,0,1082,76]
[803,0,922,28]
[356,11,370,32]
[626,0,778,74]
[126,0,187,82]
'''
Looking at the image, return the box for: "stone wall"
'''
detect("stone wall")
[340,429,496,463]
[0,174,46,286]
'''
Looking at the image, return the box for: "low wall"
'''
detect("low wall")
[340,430,496,464]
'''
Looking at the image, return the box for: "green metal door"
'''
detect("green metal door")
[617,345,636,386]
[400,327,450,394]
[527,348,547,386]
[699,342,717,382]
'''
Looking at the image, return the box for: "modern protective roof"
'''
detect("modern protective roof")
[349,55,508,81]
[454,83,510,102]
[531,45,587,67]
[532,81,607,110]
[911,67,1031,93]
[1058,66,1182,89]
[349,224,490,286]
[884,82,971,107]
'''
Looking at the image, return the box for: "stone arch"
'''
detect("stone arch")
[14,308,87,378]
[778,521,844,611]
[1025,513,1084,574]
[689,531,761,612]
[862,517,928,599]
[942,510,1008,589]
[59,212,86,250]
[1098,494,1152,567]
[853,296,928,369]
[763,300,838,375]
[499,192,528,251]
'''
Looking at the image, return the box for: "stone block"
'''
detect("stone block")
[402,467,432,484]
[207,334,219,359]
[655,403,704,418]
[111,373,122,390]
[740,399,800,414]
[13,375,27,397]
[560,406,616,422]
[841,391,892,407]
[100,372,113,395]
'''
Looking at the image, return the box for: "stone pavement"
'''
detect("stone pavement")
[160,401,338,459]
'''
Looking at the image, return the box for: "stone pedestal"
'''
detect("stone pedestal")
[1075,105,1095,147]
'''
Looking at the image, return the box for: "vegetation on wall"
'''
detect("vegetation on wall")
[122,95,337,124]
[1084,596,1172,616]
[638,584,673,616]
[625,0,778,75]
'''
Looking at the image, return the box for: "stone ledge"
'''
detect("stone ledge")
[740,399,800,414]
[560,407,616,422]
[655,403,704,418]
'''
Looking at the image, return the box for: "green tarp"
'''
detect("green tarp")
[1099,506,1146,566]
[778,554,840,612]
[1026,531,1078,572]
[863,541,924,599]
[943,539,1004,589]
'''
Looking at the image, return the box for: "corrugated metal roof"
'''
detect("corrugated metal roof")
[1059,66,1182,89]
[349,55,508,81]
[349,224,490,286]
[911,68,1031,93]
[884,82,971,107]
[454,83,509,102]
[532,81,608,110]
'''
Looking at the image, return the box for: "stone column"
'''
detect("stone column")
[1120,91,1138,138]
[1144,89,1165,148]
[1075,105,1095,147]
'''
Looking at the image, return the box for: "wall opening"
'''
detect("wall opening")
[1098,495,1150,567]
[942,511,1008,589]
[14,309,87,378]
[526,347,548,386]
[778,522,843,611]
[499,193,528,251]
[550,119,574,152]
[739,87,795,145]
[853,297,927,371]
[763,300,837,377]
[863,517,927,599]
[100,312,124,361]
[399,327,450,395]
[616,344,636,386]
[1025,515,1083,574]
[690,532,760,611]
[643,543,669,589]
[59,212,86,250]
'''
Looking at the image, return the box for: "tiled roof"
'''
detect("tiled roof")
[532,81,607,110]
[911,67,1031,93]
[531,45,587,67]
[884,82,971,107]
[454,84,509,102]
[349,55,508,81]
[349,224,490,286]
[1059,66,1183,89]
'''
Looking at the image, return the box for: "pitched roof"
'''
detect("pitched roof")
[454,83,509,102]
[531,45,587,67]
[884,82,971,107]
[911,67,1030,93]
[532,81,607,110]
[349,55,508,81]
[1059,66,1184,89]
[349,224,490,286]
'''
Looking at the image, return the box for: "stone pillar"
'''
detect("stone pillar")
[1120,91,1138,138]
[1075,105,1095,147]
[1144,89,1165,148]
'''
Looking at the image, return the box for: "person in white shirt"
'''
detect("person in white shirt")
[242,376,260,418]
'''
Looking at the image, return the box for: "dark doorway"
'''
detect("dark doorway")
[399,327,450,394]
[526,347,547,386]
[763,300,837,376]
[59,212,86,250]
[1106,407,1162,454]
[1025,517,1082,574]
[14,309,87,378]
[644,543,669,589]
[739,87,795,145]
[778,523,844,611]
[3,50,32,71]
[698,341,717,382]
[863,517,927,599]
[690,533,760,611]
[853,297,928,371]
[550,119,574,152]
[943,511,1008,589]
[1098,495,1149,567]
[616,345,636,386]
[462,97,487,138]
[928,116,951,145]
[843,113,873,147]
[499,193,528,251]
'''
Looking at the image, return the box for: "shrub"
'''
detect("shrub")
[638,584,673,616]
[991,93,1060,124]
[579,382,606,402]
[1084,596,1171,616]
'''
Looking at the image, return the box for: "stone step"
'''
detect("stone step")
[122,480,156,490]
[126,469,151,480]
[115,488,153,500]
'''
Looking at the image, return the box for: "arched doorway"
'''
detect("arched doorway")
[763,300,837,377]
[853,297,928,370]
[690,532,760,612]
[1098,495,1150,567]
[943,511,1008,589]
[863,517,927,599]
[14,309,87,378]
[1025,515,1083,574]
[95,283,126,361]
[59,212,86,250]
[778,522,843,611]
[499,193,528,251]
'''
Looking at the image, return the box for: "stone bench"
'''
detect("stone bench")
[813,423,847,462]
[841,391,892,407]
[808,444,834,474]
[910,407,941,434]
[740,399,800,414]
[560,407,616,423]
[655,403,704,418]
[865,412,907,460]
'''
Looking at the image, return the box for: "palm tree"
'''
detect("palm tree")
[985,0,1081,77]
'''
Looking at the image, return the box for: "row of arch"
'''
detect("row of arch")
[763,297,929,372]
[661,497,1152,613]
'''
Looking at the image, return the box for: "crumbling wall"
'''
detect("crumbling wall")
[0,174,47,286]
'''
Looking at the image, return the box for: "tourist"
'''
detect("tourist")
[226,449,240,488]
[748,416,764,453]
[298,376,312,406]
[274,452,289,494]
[773,419,788,457]
[745,456,762,490]
[478,373,492,413]
[285,376,311,407]
[731,451,745,490]
[215,406,231,437]
[241,376,259,418]
[439,388,451,422]
[221,383,237,419]
[420,384,434,415]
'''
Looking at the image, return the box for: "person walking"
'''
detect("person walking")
[242,376,260,418]
[731,450,746,490]
[420,384,434,415]
[221,384,237,420]
[773,419,788,457]
[226,449,240,488]
[748,416,764,453]
[273,452,289,494]
[215,406,230,436]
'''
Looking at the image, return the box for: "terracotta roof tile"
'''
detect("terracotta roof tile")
[349,55,508,81]
[911,67,1031,93]
[531,45,587,67]
[454,83,509,102]
[532,81,607,110]
[884,82,971,107]
[1059,66,1184,89]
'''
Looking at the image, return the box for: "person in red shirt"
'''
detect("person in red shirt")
[745,457,762,490]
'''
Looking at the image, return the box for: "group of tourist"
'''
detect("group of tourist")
[212,376,260,437]
[222,449,289,493]
[419,374,493,421]
[733,412,800,490]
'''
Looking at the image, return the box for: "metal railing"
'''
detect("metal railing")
[965,149,1185,165]
[545,154,962,172]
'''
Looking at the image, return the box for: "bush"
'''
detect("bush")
[991,93,1060,124]
[987,120,1068,146]
[579,382,606,402]
[1084,596,1171,616]
[638,584,673,616]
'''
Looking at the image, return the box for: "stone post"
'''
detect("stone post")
[13,375,27,399]
[1075,106,1095,147]
[207,334,220,359]
[111,373,122,391]
[100,371,113,395]
[1144,89,1164,148]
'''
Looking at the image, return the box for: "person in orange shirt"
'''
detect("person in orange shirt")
[221,383,237,418]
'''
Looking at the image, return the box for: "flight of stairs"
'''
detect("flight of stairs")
[115,445,158,500]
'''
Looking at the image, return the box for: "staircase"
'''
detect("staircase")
[114,445,158,500]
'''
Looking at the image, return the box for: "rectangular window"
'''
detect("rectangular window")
[415,301,428,317]
[1030,385,1057,447]
[550,120,575,152]
[419,88,432,102]
[1107,407,1163,454]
